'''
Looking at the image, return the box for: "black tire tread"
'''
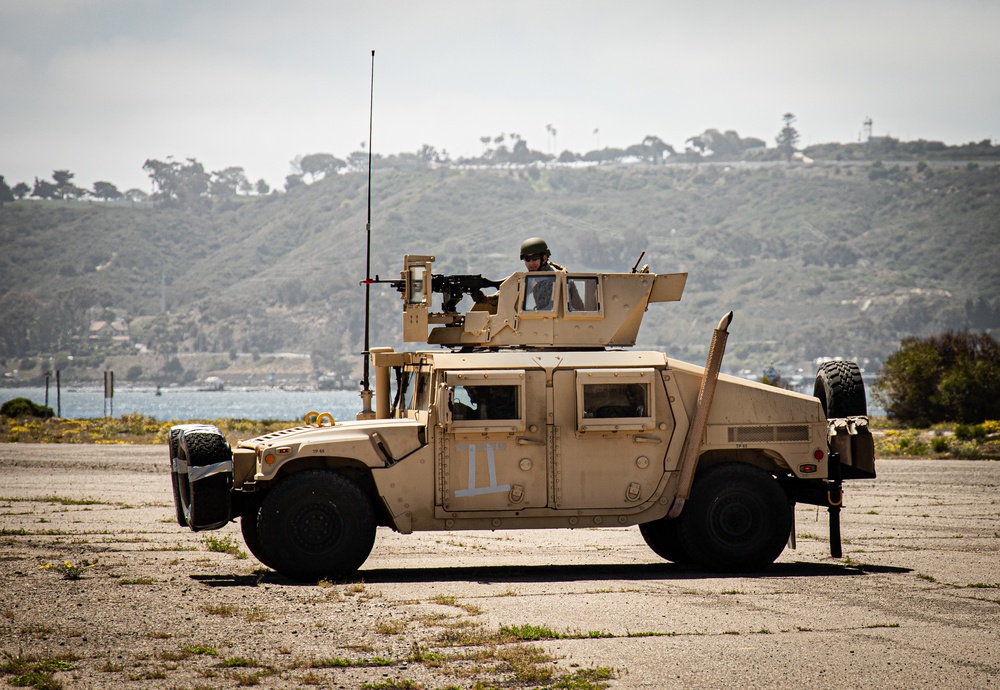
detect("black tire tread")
[813,360,867,418]
[241,502,276,569]
[168,427,187,527]
[180,429,232,531]
[679,462,791,573]
[257,470,376,582]
[639,516,691,564]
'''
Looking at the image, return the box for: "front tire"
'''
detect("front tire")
[639,515,691,564]
[679,462,791,573]
[240,497,277,570]
[257,470,376,582]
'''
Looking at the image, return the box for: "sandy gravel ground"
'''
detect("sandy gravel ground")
[1,443,998,689]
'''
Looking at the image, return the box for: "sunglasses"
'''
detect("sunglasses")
[523,253,544,262]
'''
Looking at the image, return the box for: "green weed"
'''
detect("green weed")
[202,534,247,558]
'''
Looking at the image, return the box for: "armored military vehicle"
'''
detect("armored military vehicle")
[169,254,875,581]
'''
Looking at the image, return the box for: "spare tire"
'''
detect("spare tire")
[813,360,867,418]
[178,426,233,531]
[168,427,188,527]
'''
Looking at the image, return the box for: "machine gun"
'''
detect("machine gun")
[372,273,503,313]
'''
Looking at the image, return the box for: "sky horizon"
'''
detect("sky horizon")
[3,0,998,193]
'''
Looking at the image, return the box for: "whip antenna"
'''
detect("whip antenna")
[359,49,376,419]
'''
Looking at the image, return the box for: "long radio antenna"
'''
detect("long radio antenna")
[359,49,376,419]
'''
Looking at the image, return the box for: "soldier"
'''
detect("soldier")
[520,237,583,311]
[473,237,582,311]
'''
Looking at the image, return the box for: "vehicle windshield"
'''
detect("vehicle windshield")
[403,368,431,412]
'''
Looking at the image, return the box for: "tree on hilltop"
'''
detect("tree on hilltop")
[209,166,251,197]
[776,112,800,161]
[93,181,123,201]
[143,157,210,205]
[32,177,59,200]
[123,188,148,203]
[0,176,14,207]
[51,170,86,199]
[293,153,347,183]
[627,136,675,164]
[416,144,444,168]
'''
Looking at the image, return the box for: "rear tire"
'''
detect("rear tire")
[639,516,691,564]
[814,360,867,418]
[679,462,791,573]
[257,470,376,582]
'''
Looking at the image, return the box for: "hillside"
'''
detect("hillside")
[2,161,999,388]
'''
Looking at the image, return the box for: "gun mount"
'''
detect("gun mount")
[376,268,502,314]
[395,254,688,348]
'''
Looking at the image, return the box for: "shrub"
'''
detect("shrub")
[0,397,53,418]
[875,332,1000,425]
[955,424,987,441]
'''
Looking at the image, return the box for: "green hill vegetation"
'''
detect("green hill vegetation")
[2,155,999,390]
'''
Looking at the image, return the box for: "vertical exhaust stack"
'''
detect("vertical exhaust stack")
[667,311,733,519]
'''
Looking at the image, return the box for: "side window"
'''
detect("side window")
[445,370,526,431]
[523,274,557,312]
[576,368,656,431]
[452,384,519,420]
[582,383,647,418]
[566,276,599,312]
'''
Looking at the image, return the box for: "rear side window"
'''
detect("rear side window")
[566,276,599,312]
[576,368,656,431]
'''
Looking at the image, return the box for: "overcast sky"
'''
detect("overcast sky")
[2,0,998,193]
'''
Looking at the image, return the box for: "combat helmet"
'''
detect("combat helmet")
[520,237,550,259]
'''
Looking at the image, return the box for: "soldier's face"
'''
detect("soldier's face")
[524,253,544,271]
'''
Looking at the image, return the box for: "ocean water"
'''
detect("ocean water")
[0,386,365,422]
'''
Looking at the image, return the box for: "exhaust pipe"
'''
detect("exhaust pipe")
[667,311,733,519]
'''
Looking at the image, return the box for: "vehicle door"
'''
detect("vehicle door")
[437,369,548,513]
[551,367,674,510]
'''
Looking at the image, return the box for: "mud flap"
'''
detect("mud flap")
[829,417,876,479]
[827,452,843,559]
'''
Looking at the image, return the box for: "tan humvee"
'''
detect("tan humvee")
[169,255,875,581]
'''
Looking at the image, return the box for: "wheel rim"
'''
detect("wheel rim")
[708,491,762,546]
[290,504,344,554]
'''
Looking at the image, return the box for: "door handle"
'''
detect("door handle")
[516,437,544,446]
